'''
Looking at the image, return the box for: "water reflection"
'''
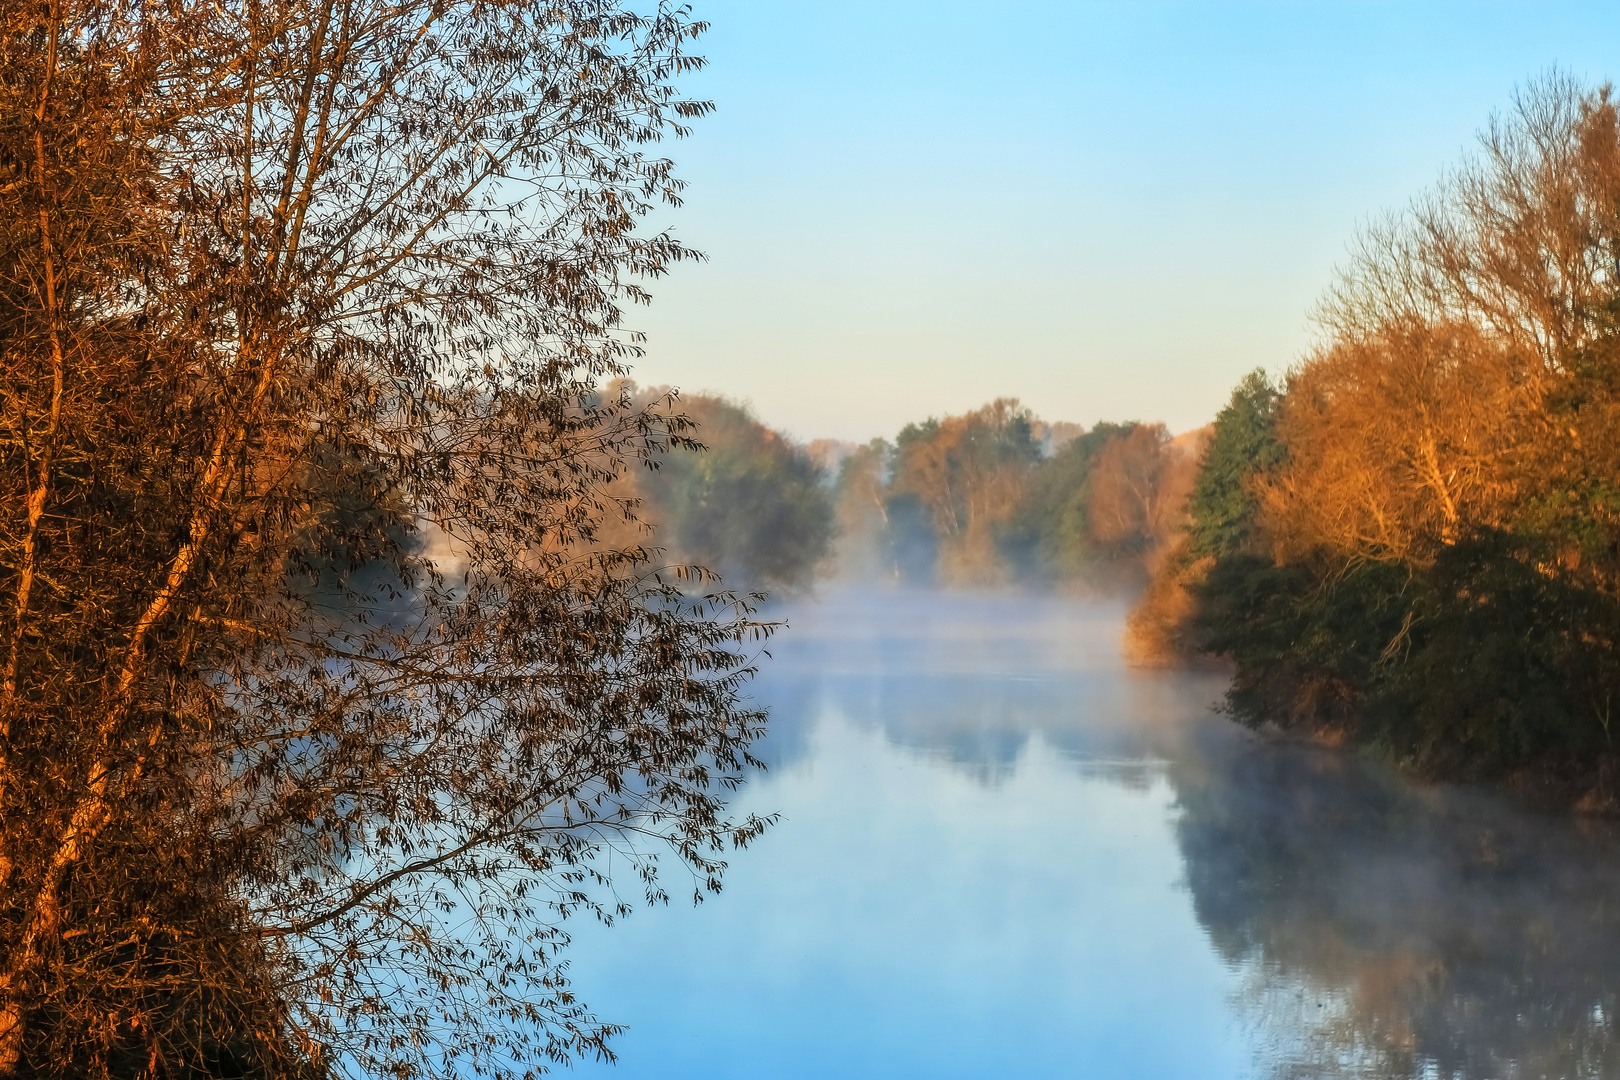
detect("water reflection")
[1172,716,1620,1079]
[564,589,1620,1079]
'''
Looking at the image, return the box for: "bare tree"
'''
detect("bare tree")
[0,2,772,1078]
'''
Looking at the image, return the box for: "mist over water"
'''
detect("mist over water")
[563,589,1620,1079]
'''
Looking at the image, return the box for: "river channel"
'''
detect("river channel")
[565,588,1620,1079]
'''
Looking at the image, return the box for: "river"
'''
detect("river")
[565,588,1620,1079]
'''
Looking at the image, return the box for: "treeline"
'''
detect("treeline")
[1134,75,1620,803]
[832,400,1206,587]
[623,390,1206,593]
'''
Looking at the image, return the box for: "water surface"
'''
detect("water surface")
[566,589,1620,1079]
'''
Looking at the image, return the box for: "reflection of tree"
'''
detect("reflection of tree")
[752,656,1187,790]
[750,667,1117,781]
[748,591,1231,791]
[1170,727,1620,1078]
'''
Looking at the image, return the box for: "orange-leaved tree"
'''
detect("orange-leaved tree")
[0,2,773,1077]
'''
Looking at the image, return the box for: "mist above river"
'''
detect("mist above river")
[564,588,1620,1079]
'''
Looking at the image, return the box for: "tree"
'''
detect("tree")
[1141,74,1620,787]
[0,2,771,1077]
[1256,321,1522,565]
[1086,423,1177,556]
[889,398,1041,584]
[1127,374,1275,664]
[621,390,836,594]
[829,439,896,582]
[1184,370,1281,560]
[996,421,1129,580]
[1285,72,1620,577]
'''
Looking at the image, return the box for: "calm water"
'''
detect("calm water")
[565,589,1620,1079]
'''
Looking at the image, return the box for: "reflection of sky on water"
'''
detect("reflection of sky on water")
[562,589,1620,1079]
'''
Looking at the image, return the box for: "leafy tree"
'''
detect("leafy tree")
[1364,534,1620,777]
[635,393,836,594]
[889,399,1041,584]
[1185,370,1281,560]
[1193,554,1412,733]
[0,3,771,1078]
[997,421,1135,579]
[1087,422,1196,558]
[818,402,1198,589]
[829,439,904,582]
[825,405,1198,588]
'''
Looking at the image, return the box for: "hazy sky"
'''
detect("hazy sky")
[625,1,1620,443]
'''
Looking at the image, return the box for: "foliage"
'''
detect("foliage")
[1185,370,1282,560]
[1126,374,1276,661]
[0,3,774,1078]
[828,439,935,584]
[998,421,1136,578]
[1192,554,1412,732]
[1362,535,1620,776]
[1138,74,1620,794]
[1086,422,1201,559]
[889,399,1042,584]
[626,392,836,594]
[827,403,1199,588]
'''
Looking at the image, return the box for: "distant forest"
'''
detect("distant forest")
[614,384,1205,595]
[635,74,1620,810]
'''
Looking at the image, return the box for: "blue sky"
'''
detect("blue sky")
[626,1,1620,442]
